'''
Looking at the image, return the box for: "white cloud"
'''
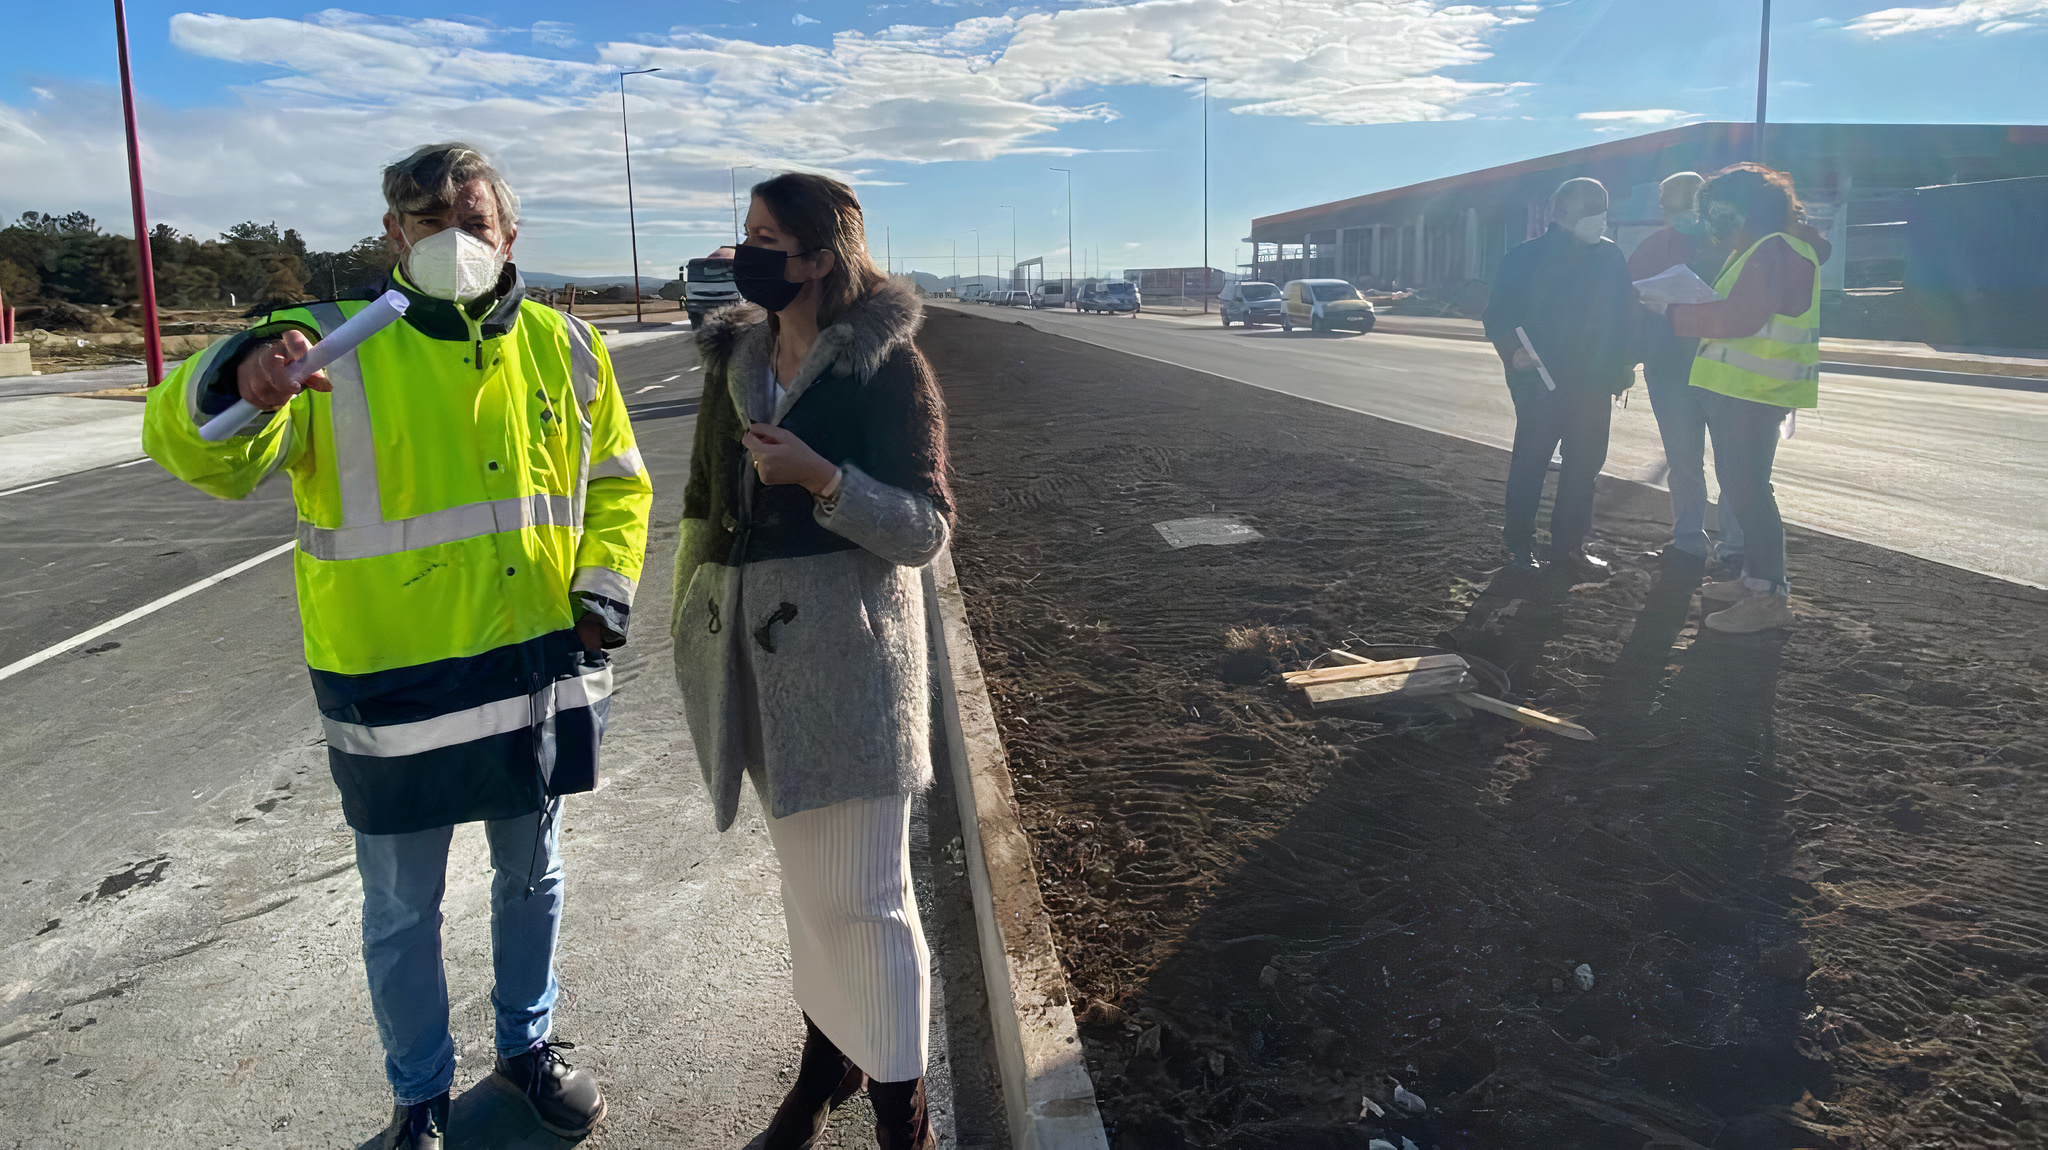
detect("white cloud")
[0,1,1532,273]
[1847,0,2048,36]
[1575,109,1696,124]
[530,21,579,49]
[1575,108,1701,135]
[793,13,822,25]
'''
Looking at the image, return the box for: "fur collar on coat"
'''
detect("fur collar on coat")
[684,277,951,544]
[696,276,927,424]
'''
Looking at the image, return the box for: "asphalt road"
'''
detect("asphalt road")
[943,301,2048,589]
[0,329,1003,1148]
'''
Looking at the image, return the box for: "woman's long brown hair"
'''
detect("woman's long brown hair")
[751,172,888,329]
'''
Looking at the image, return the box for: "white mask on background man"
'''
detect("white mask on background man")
[403,227,506,303]
[1570,213,1609,245]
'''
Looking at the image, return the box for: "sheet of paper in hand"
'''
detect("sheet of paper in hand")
[1632,263,1723,305]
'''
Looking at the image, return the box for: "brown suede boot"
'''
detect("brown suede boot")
[869,1076,935,1150]
[762,1015,866,1150]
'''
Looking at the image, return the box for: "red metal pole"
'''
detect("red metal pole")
[113,0,164,387]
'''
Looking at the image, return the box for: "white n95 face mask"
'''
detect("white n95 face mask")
[1571,213,1609,244]
[403,227,506,303]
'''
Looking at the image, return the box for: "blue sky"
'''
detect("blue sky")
[3,0,2045,279]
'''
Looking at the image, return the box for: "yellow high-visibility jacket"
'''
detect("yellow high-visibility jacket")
[1689,232,1822,410]
[144,270,653,834]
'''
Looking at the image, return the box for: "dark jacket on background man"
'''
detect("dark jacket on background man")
[1483,223,1643,396]
[1627,224,1727,378]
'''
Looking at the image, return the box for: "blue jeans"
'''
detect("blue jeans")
[1646,356,1742,562]
[1697,387,1792,593]
[354,801,563,1105]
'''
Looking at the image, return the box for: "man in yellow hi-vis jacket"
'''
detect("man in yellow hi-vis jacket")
[143,143,650,1150]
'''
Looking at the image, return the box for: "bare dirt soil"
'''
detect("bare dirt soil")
[917,306,2048,1149]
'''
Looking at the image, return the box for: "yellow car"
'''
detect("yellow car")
[1281,278,1377,334]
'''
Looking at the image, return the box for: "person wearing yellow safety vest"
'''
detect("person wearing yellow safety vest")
[141,144,650,1150]
[1655,163,1825,634]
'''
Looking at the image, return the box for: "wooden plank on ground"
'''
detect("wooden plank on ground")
[1284,653,1468,687]
[1306,667,1477,708]
[1455,691,1596,741]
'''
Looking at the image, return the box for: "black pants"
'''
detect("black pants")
[1505,384,1613,555]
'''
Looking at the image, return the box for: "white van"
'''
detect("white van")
[1031,283,1068,309]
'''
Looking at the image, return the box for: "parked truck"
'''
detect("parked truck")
[683,246,739,327]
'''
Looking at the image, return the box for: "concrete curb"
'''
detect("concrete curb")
[1370,316,2048,386]
[924,549,1110,1150]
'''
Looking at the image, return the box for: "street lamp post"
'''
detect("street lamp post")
[1754,0,1772,162]
[1171,74,1210,312]
[618,67,661,323]
[112,0,163,386]
[1050,168,1072,307]
[730,166,742,243]
[971,229,979,294]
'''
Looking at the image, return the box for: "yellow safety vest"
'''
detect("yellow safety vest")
[143,283,653,833]
[1688,232,1821,409]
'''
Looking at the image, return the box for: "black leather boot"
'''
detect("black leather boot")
[870,1076,935,1150]
[379,1092,448,1150]
[493,1039,606,1138]
[763,1014,867,1150]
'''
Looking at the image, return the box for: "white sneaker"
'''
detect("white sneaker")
[1699,578,1747,602]
[1704,591,1794,633]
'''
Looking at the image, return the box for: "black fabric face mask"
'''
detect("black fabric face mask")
[733,243,810,312]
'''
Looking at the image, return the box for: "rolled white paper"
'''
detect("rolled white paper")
[197,289,411,442]
[1514,326,1557,392]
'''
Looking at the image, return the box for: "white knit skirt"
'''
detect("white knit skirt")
[762,792,931,1083]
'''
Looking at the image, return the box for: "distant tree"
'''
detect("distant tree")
[302,234,393,299]
[0,258,39,304]
[0,214,62,288]
[223,220,283,247]
[254,252,310,310]
[44,233,135,304]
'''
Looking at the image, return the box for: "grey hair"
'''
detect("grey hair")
[1549,176,1608,222]
[1659,171,1706,213]
[382,142,520,228]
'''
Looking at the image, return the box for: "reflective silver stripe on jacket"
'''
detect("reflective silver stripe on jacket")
[308,302,384,528]
[561,315,603,406]
[562,314,600,528]
[1751,317,1820,345]
[1696,342,1820,383]
[589,447,644,480]
[297,492,578,561]
[571,565,637,605]
[320,661,614,759]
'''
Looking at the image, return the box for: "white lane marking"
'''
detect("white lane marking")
[634,385,665,394]
[0,481,58,498]
[115,457,152,468]
[688,365,702,372]
[0,540,296,684]
[660,374,682,382]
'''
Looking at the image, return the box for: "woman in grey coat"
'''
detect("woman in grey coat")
[669,172,951,1150]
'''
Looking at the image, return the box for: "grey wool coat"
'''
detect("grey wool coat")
[670,280,954,831]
